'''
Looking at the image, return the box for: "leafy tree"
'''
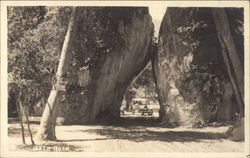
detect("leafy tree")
[8,6,49,145]
[123,61,158,109]
[8,6,74,144]
[8,6,71,114]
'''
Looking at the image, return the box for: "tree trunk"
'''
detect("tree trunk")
[20,100,35,145]
[124,91,132,111]
[36,7,80,140]
[212,8,244,116]
[15,95,26,144]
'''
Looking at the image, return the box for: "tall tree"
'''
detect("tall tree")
[212,8,244,116]
[36,7,80,140]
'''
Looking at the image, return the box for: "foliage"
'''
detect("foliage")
[72,7,106,70]
[8,6,71,112]
[126,62,158,102]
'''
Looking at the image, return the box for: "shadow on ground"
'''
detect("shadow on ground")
[60,117,230,143]
[78,128,228,143]
[57,137,117,142]
[92,117,172,128]
[9,117,231,144]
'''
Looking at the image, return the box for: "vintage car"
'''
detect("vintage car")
[131,98,153,115]
[138,106,153,115]
[120,106,125,115]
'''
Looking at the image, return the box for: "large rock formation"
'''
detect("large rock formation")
[153,8,243,126]
[58,7,154,124]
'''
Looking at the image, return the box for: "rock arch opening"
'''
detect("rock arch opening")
[120,62,160,119]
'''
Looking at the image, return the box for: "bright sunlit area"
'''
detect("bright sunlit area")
[148,5,167,38]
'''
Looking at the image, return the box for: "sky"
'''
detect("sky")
[148,5,167,38]
[148,5,167,21]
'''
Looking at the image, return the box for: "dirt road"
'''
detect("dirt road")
[8,117,244,152]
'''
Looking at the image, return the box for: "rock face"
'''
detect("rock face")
[216,82,237,122]
[153,8,243,126]
[58,8,154,124]
[230,117,244,141]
